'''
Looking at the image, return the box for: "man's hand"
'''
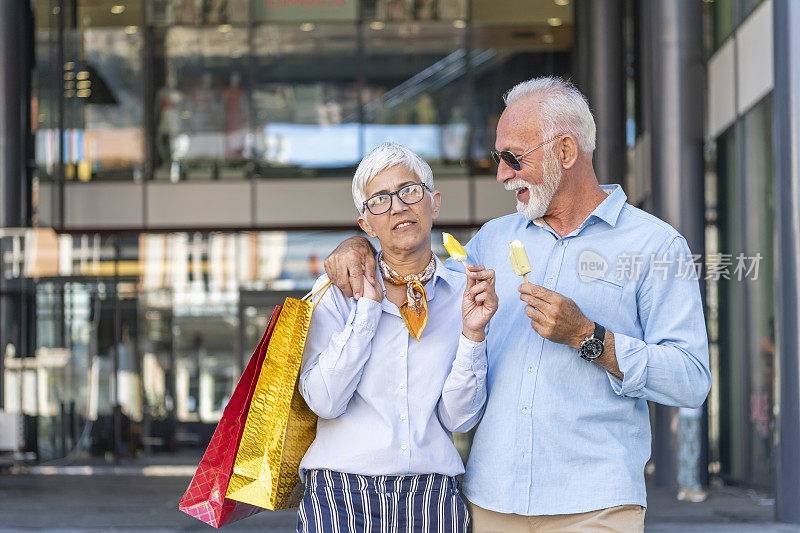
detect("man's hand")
[518,282,594,349]
[323,237,377,299]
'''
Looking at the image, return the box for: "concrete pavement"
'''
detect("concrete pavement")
[1,469,799,532]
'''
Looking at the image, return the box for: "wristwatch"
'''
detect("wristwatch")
[578,322,606,361]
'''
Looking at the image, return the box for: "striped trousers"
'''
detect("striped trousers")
[297,470,471,533]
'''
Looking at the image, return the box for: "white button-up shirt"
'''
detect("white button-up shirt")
[298,255,487,478]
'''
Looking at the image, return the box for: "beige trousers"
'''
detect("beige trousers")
[467,499,645,533]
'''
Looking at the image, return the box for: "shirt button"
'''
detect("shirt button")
[399,383,405,389]
[400,352,405,357]
[401,444,408,451]
[522,407,528,414]
[559,241,564,246]
[527,367,533,373]
[400,414,407,420]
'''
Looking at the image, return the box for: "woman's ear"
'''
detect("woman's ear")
[431,190,442,219]
[357,215,377,238]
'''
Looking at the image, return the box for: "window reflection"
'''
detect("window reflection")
[153,26,250,181]
[37,0,571,182]
[252,24,360,174]
[364,22,468,168]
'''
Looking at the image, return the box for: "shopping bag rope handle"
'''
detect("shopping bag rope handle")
[302,280,333,312]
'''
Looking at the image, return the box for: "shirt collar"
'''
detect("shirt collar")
[590,184,627,227]
[525,184,627,230]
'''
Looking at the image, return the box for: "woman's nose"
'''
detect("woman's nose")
[390,197,409,214]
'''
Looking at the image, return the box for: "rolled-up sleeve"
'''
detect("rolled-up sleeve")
[437,334,488,433]
[607,236,711,408]
[299,282,382,419]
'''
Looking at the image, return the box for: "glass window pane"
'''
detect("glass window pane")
[740,97,774,487]
[62,6,145,182]
[34,3,59,181]
[471,0,571,24]
[362,0,466,22]
[713,0,735,50]
[364,21,469,170]
[148,0,251,26]
[252,24,359,175]
[470,20,573,173]
[153,26,251,181]
[255,0,357,22]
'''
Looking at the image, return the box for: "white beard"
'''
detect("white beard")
[505,149,562,221]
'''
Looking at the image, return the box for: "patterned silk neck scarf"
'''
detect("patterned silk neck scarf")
[378,251,436,340]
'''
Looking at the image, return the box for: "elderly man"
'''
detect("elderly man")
[324,77,711,532]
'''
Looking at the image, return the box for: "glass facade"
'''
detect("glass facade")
[713,97,775,488]
[18,0,573,459]
[3,227,478,460]
[32,0,572,183]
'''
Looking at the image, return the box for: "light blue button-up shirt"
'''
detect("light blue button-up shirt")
[452,185,711,515]
[298,255,487,479]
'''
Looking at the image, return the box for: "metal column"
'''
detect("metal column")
[644,0,706,488]
[773,0,800,524]
[575,0,626,185]
[0,0,34,410]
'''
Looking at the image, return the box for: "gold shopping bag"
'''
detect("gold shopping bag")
[225,282,331,510]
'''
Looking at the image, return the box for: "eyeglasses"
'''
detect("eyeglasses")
[363,183,430,215]
[490,135,563,171]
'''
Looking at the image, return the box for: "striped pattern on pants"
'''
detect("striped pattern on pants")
[297,470,471,533]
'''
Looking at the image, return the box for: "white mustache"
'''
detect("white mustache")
[504,179,530,192]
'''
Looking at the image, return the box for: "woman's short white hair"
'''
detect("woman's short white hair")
[503,77,596,153]
[352,142,434,214]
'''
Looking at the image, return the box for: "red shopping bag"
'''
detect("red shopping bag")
[179,305,283,528]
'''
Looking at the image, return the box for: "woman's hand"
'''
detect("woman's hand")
[462,265,498,342]
[361,273,383,302]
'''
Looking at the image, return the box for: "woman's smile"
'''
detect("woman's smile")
[392,219,416,231]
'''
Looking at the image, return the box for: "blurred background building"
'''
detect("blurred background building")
[1,0,799,524]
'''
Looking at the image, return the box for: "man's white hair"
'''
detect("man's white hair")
[352,142,434,214]
[503,77,596,153]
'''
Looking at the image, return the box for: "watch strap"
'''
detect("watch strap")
[593,322,606,343]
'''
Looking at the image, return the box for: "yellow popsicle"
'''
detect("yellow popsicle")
[509,240,531,282]
[443,233,468,266]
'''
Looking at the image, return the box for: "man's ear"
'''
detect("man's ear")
[431,190,442,219]
[559,136,579,170]
[357,215,377,238]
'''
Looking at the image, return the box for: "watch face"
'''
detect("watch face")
[580,339,604,360]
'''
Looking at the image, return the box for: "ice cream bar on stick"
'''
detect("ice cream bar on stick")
[509,240,531,282]
[443,232,468,270]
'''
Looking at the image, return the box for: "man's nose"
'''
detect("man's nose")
[496,162,515,184]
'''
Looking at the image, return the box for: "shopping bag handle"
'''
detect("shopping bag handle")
[301,280,332,312]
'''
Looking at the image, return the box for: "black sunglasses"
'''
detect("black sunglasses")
[490,135,563,171]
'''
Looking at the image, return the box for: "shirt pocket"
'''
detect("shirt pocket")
[568,275,624,323]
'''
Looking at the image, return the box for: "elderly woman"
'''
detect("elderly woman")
[296,142,496,533]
